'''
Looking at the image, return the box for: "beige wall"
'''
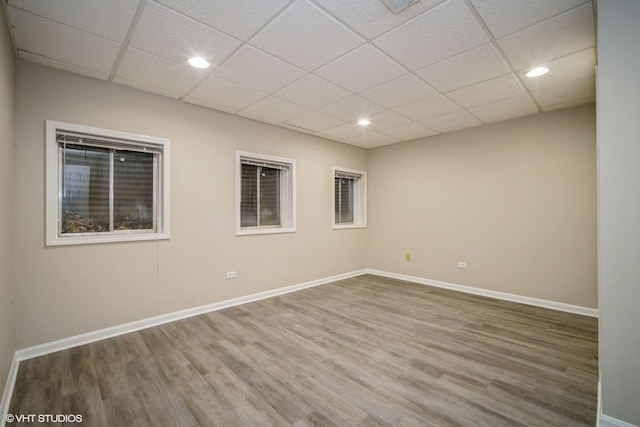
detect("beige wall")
[14,62,367,348]
[597,1,640,424]
[0,4,16,394]
[367,103,597,308]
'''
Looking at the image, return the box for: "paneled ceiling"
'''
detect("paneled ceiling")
[2,0,596,148]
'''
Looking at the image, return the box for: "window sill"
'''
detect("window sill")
[332,224,367,230]
[236,227,296,236]
[46,232,170,247]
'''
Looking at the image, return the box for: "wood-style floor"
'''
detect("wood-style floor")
[9,275,598,426]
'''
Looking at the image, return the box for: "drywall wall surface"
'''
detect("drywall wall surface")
[367,103,597,308]
[0,3,16,394]
[597,0,640,424]
[14,62,367,347]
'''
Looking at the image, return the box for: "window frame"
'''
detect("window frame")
[236,151,296,236]
[332,166,367,230]
[45,120,171,246]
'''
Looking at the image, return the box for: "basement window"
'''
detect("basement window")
[333,167,367,229]
[45,121,170,246]
[237,151,296,235]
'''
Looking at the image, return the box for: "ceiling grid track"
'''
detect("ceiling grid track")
[461,0,543,114]
[180,0,299,101]
[108,0,148,83]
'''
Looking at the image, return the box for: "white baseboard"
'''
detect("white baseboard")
[1,353,20,427]
[598,381,602,427]
[597,381,638,427]
[599,414,639,427]
[366,269,599,317]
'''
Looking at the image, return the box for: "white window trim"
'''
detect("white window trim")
[45,120,171,246]
[332,166,367,230]
[236,151,296,236]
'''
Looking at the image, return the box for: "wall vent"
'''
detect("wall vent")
[380,0,421,14]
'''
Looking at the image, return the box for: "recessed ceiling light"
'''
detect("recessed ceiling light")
[358,119,371,126]
[526,66,549,78]
[188,57,210,69]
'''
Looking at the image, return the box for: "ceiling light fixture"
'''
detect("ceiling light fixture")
[526,66,549,78]
[188,57,210,69]
[358,119,371,126]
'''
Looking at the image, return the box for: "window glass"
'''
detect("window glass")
[113,150,155,231]
[61,145,157,235]
[61,144,110,233]
[241,164,282,227]
[241,163,258,227]
[260,167,281,226]
[335,177,354,224]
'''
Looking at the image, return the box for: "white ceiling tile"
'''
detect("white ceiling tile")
[498,3,595,71]
[285,111,345,132]
[129,2,240,67]
[360,74,437,109]
[112,76,184,99]
[316,135,353,145]
[278,123,318,135]
[530,76,595,109]
[416,43,510,92]
[314,0,446,39]
[241,96,309,123]
[446,74,525,108]
[368,110,411,130]
[188,75,267,111]
[320,122,367,140]
[319,95,386,122]
[361,140,401,148]
[155,0,290,40]
[467,93,538,123]
[393,95,460,121]
[236,110,281,125]
[17,50,110,81]
[374,0,488,70]
[379,122,438,140]
[215,46,306,94]
[273,75,351,109]
[251,0,364,72]
[348,131,401,147]
[8,0,138,42]
[419,110,482,133]
[8,7,120,74]
[116,48,208,95]
[520,48,595,92]
[469,0,590,38]
[182,96,238,114]
[315,44,406,93]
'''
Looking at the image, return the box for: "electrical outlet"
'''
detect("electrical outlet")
[457,262,467,268]
[226,271,237,279]
[406,253,411,262]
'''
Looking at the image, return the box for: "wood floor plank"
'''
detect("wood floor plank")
[172,364,241,427]
[60,385,108,427]
[9,274,598,426]
[126,358,198,427]
[102,391,155,427]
